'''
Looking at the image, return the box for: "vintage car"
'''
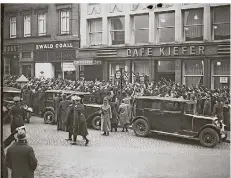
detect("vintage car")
[42,90,102,127]
[2,87,33,123]
[131,96,227,148]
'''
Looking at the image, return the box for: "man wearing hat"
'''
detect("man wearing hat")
[5,96,25,134]
[5,129,38,178]
[65,95,89,146]
[57,93,71,131]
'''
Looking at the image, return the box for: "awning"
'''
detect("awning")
[73,59,102,66]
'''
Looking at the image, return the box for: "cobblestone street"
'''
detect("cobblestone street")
[3,116,230,178]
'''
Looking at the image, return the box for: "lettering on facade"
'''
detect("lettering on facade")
[4,45,18,53]
[35,42,74,50]
[126,46,205,57]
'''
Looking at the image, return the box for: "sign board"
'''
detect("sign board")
[74,60,102,66]
[220,77,228,83]
[115,70,121,79]
[62,62,75,71]
[123,72,129,81]
[35,41,79,50]
[3,45,19,54]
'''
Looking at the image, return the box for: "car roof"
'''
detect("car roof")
[136,96,195,103]
[45,89,91,95]
[2,87,21,93]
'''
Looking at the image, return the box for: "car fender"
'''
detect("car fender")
[132,116,150,125]
[41,107,55,117]
[198,124,221,137]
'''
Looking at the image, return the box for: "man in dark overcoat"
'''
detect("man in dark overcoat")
[6,97,25,134]
[65,96,89,146]
[5,129,38,178]
[38,88,46,115]
[55,93,62,130]
[213,97,224,122]
[57,94,71,131]
[203,96,212,116]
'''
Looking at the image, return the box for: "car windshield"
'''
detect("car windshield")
[3,92,21,101]
[137,99,161,110]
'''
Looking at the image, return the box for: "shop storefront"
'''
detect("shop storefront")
[34,41,79,79]
[80,42,230,89]
[3,44,20,76]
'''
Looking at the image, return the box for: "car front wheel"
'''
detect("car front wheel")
[133,118,150,137]
[199,128,219,148]
[92,116,101,130]
[44,111,55,124]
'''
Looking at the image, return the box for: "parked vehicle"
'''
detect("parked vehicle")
[2,87,33,123]
[85,103,102,130]
[41,90,101,125]
[131,96,227,148]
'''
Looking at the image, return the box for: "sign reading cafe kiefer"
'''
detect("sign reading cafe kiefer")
[127,45,205,57]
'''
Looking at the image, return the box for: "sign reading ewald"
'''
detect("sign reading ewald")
[35,42,76,50]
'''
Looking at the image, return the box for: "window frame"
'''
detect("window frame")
[24,15,31,37]
[88,18,103,46]
[60,10,70,35]
[38,13,47,36]
[9,16,16,38]
[182,60,204,87]
[108,16,125,45]
[132,14,149,44]
[183,8,204,42]
[156,12,175,43]
[211,6,230,41]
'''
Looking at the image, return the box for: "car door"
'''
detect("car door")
[158,101,183,133]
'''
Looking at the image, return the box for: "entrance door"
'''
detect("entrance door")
[84,65,103,81]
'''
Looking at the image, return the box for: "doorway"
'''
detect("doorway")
[156,60,175,82]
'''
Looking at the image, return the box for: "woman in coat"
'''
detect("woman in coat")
[100,97,112,136]
[118,99,130,132]
[203,96,212,116]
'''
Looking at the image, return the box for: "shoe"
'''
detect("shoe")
[65,138,72,141]
[102,132,106,135]
[85,139,89,146]
[126,128,128,132]
[115,128,117,132]
[122,129,124,132]
[70,142,77,145]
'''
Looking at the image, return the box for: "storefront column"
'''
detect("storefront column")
[19,64,22,75]
[103,61,108,81]
[102,4,108,45]
[175,59,182,84]
[125,60,131,83]
[149,12,155,43]
[203,58,210,88]
[175,4,183,42]
[203,4,211,41]
[125,13,131,44]
[75,65,80,80]
[31,64,35,77]
[149,60,155,82]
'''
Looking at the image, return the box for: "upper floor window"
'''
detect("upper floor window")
[109,17,125,45]
[133,15,149,44]
[212,6,230,40]
[38,14,46,36]
[183,9,203,41]
[61,10,69,34]
[10,17,16,38]
[157,12,175,43]
[24,15,31,37]
[89,19,102,45]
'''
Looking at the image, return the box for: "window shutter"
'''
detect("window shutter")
[4,16,10,39]
[57,11,61,35]
[34,13,38,36]
[69,10,72,34]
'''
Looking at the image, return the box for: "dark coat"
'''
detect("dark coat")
[38,91,45,110]
[5,141,38,178]
[213,102,224,121]
[66,103,88,137]
[57,100,71,131]
[32,92,39,108]
[24,90,33,107]
[110,102,118,127]
[8,105,25,133]
[203,100,212,116]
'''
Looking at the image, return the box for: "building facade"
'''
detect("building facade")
[3,3,80,79]
[79,3,230,89]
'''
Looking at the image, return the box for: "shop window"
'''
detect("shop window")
[157,12,175,43]
[22,52,31,58]
[89,18,102,45]
[212,6,230,40]
[38,13,46,36]
[183,60,204,87]
[212,60,230,89]
[133,15,149,43]
[22,65,31,77]
[10,16,16,38]
[133,61,149,83]
[4,66,10,75]
[110,63,126,83]
[24,15,31,37]
[60,10,70,34]
[183,9,203,41]
[109,17,125,45]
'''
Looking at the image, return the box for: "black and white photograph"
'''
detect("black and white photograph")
[1,2,230,178]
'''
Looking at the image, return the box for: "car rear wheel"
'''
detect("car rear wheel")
[133,118,150,137]
[92,115,101,130]
[44,111,55,124]
[199,128,219,148]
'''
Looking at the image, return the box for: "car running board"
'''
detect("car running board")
[150,130,199,140]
